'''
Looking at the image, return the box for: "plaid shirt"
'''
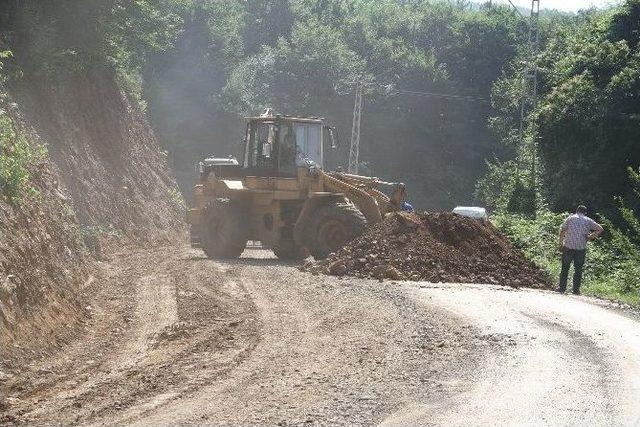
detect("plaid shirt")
[560,213,601,250]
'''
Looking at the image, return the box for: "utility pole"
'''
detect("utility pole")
[519,0,540,146]
[517,0,541,213]
[348,81,363,174]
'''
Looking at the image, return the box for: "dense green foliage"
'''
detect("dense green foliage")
[537,3,640,215]
[3,0,637,210]
[488,1,640,217]
[600,167,640,295]
[1,0,184,104]
[482,1,640,303]
[0,109,46,205]
[0,49,44,204]
[493,211,639,304]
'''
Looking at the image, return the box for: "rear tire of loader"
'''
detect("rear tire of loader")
[201,198,249,259]
[305,201,367,260]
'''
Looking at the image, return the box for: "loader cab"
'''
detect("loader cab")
[243,116,328,177]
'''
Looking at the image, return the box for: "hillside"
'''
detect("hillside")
[0,102,89,369]
[1,68,184,375]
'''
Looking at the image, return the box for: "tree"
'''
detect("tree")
[485,0,640,218]
[222,20,364,113]
[3,0,184,85]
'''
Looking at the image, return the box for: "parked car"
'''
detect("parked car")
[452,206,488,220]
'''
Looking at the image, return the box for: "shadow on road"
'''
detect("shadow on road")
[182,250,307,268]
[230,257,306,267]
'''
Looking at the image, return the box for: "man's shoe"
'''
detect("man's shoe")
[572,290,581,295]
[555,288,565,294]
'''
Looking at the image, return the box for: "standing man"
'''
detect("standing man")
[558,205,604,295]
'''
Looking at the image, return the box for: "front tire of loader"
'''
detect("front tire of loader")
[273,239,308,261]
[305,201,367,260]
[201,198,249,259]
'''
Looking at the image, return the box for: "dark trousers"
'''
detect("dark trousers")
[559,248,587,292]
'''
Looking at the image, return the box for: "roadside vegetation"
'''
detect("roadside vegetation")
[0,49,45,205]
[0,113,45,205]
[493,202,640,306]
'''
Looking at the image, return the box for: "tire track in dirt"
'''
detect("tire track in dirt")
[123,250,478,426]
[5,247,480,426]
[119,274,178,368]
[6,274,180,423]
[5,245,640,426]
[2,246,261,426]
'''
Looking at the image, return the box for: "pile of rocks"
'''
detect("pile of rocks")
[304,211,551,289]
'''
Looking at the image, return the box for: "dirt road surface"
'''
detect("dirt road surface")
[2,245,639,426]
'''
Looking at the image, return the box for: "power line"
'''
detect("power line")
[344,82,490,102]
[506,0,526,19]
[346,82,491,174]
[393,89,490,103]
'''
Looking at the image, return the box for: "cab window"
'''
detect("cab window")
[245,121,277,170]
[277,122,322,175]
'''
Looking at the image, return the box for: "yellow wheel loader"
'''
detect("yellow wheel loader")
[186,110,407,260]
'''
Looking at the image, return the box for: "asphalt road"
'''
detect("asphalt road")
[382,283,640,426]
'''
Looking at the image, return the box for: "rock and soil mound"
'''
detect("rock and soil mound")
[305,211,551,289]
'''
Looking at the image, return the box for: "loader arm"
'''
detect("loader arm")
[332,173,406,215]
[319,170,383,224]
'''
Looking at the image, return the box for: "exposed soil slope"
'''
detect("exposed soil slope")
[0,106,89,375]
[2,66,185,384]
[306,211,551,288]
[11,67,184,241]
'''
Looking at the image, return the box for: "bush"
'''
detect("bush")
[492,209,565,279]
[168,187,184,208]
[595,167,640,298]
[0,112,46,205]
[475,157,538,216]
[1,50,46,204]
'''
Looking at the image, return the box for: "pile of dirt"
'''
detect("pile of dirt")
[305,212,551,289]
